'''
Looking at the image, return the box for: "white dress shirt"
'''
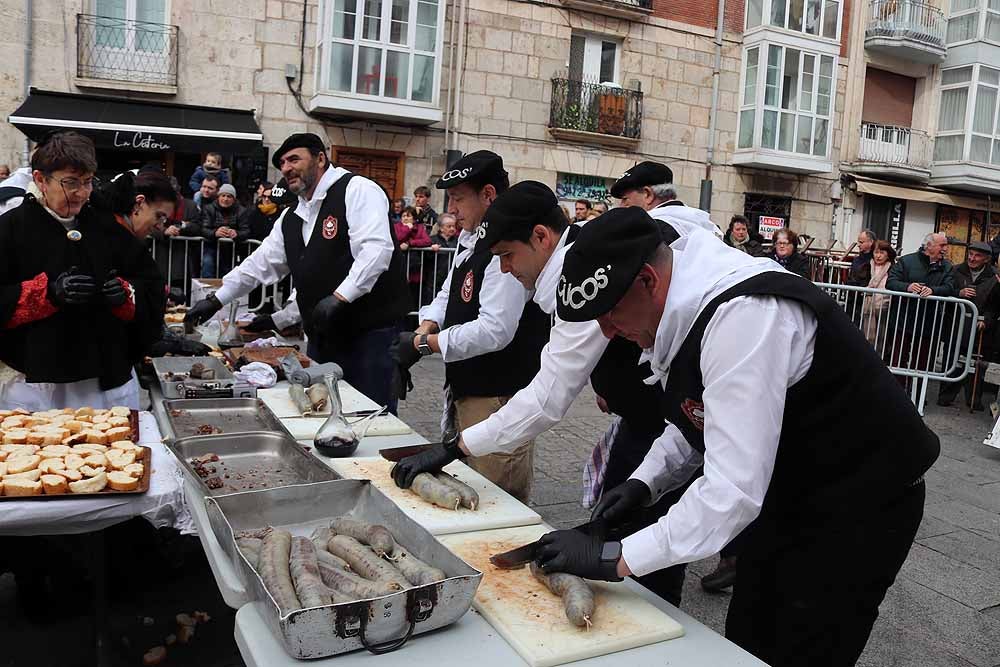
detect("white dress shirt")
[620,230,818,577]
[461,228,610,456]
[417,229,531,362]
[215,166,393,306]
[270,289,300,330]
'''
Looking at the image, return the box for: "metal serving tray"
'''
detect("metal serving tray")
[205,479,482,659]
[161,398,287,440]
[169,431,338,496]
[152,356,251,399]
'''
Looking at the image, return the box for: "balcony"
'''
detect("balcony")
[854,122,934,181]
[557,0,652,20]
[548,78,643,150]
[76,14,178,94]
[865,0,946,64]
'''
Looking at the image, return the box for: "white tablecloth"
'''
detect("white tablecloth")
[0,412,192,536]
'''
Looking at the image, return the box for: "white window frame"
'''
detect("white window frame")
[749,0,843,41]
[92,0,171,52]
[315,0,445,108]
[736,42,836,159]
[935,64,1000,165]
[946,0,982,44]
[89,0,172,81]
[569,33,622,86]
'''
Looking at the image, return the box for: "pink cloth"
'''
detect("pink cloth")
[394,222,432,283]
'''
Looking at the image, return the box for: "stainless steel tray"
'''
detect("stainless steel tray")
[205,479,482,659]
[169,431,338,496]
[152,356,239,399]
[162,398,286,439]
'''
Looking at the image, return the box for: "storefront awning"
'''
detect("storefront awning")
[852,176,1000,212]
[8,89,264,154]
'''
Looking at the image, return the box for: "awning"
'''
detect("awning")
[8,89,263,154]
[852,176,1000,213]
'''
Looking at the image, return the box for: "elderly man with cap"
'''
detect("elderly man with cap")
[611,161,721,239]
[390,151,549,501]
[524,211,938,667]
[186,132,409,410]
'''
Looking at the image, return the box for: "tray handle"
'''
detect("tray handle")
[358,612,415,655]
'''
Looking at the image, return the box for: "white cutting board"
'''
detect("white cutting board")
[325,457,541,536]
[279,415,413,441]
[257,381,379,419]
[440,525,683,667]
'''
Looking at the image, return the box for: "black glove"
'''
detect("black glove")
[391,434,462,489]
[243,313,276,333]
[47,267,98,307]
[311,295,346,335]
[535,530,623,581]
[166,287,187,307]
[390,332,423,370]
[102,274,128,307]
[391,365,414,401]
[590,479,651,524]
[184,294,223,328]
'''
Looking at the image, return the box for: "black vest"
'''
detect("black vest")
[282,172,409,339]
[442,245,550,399]
[659,272,939,522]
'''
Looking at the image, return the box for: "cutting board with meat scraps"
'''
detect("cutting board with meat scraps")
[325,457,541,535]
[257,383,380,419]
[440,524,683,667]
[280,415,412,441]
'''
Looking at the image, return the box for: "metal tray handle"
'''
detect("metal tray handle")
[358,613,416,655]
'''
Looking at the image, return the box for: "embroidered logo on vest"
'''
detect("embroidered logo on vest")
[557,265,611,310]
[476,219,489,239]
[461,270,475,302]
[322,216,338,240]
[680,398,705,431]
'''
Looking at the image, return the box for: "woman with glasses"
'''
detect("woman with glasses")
[0,131,166,411]
[767,227,812,279]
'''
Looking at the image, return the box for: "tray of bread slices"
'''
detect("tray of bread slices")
[0,406,151,499]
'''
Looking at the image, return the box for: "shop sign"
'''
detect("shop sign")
[758,215,786,240]
[112,131,172,151]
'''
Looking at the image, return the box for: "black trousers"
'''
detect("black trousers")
[602,418,693,607]
[725,481,925,667]
[307,323,401,414]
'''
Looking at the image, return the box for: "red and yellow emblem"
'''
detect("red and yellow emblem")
[680,398,705,431]
[461,270,475,303]
[321,216,338,240]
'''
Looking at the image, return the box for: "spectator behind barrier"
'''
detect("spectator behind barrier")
[423,212,459,304]
[767,228,811,278]
[574,198,591,221]
[724,214,764,257]
[847,229,877,286]
[413,186,438,230]
[860,240,897,345]
[592,201,609,216]
[199,183,250,278]
[395,206,432,310]
[197,173,221,211]
[390,197,406,226]
[189,151,230,204]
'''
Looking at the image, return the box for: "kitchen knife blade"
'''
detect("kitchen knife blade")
[378,443,443,462]
[488,518,612,569]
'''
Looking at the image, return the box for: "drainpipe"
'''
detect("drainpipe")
[22,0,33,165]
[450,0,468,153]
[442,0,459,159]
[699,0,726,212]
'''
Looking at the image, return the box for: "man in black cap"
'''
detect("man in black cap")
[610,161,721,239]
[526,211,938,667]
[186,132,409,410]
[938,240,997,408]
[390,151,550,501]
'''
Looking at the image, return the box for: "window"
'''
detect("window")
[568,33,621,84]
[946,0,1000,42]
[95,0,167,53]
[737,43,834,157]
[321,0,441,104]
[766,0,841,38]
[935,64,1000,164]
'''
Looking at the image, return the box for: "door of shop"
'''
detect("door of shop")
[332,148,405,201]
[863,195,906,251]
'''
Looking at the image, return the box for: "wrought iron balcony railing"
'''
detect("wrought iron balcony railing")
[549,78,643,141]
[858,122,933,170]
[866,0,946,47]
[77,13,179,87]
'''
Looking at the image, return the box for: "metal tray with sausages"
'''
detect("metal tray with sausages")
[205,479,482,659]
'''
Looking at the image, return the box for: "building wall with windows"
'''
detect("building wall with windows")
[0,0,854,241]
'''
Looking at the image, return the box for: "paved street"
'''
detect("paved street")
[400,358,1000,667]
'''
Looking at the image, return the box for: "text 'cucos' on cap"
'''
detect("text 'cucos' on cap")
[436,150,505,190]
[557,206,662,322]
[609,161,674,199]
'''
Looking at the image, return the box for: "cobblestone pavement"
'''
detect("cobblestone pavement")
[400,358,1000,667]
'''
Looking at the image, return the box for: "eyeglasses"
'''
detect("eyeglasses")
[774,240,793,246]
[49,176,95,195]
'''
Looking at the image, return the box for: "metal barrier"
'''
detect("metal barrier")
[401,246,459,316]
[817,282,979,413]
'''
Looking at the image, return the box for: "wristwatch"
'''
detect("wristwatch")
[600,541,624,581]
[417,333,433,356]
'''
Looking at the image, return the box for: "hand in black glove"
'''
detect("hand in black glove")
[47,267,98,307]
[390,332,423,370]
[535,530,623,581]
[243,313,276,333]
[311,295,346,335]
[590,479,651,524]
[102,275,129,307]
[390,435,462,489]
[391,365,414,401]
[184,294,223,328]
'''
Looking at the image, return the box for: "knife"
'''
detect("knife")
[488,517,612,569]
[378,443,443,462]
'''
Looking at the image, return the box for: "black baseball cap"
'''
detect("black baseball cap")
[272,132,327,168]
[610,161,674,198]
[480,180,562,249]
[557,207,662,322]
[436,150,506,189]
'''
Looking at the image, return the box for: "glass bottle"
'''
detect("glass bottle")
[314,373,359,457]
